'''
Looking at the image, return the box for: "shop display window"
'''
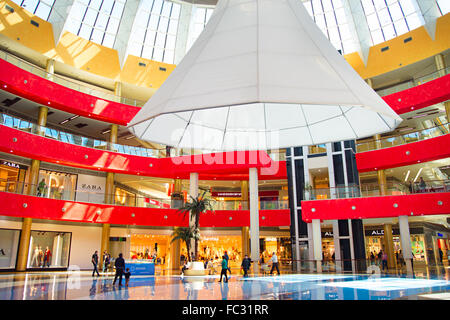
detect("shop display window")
[37,170,77,200]
[0,161,27,194]
[27,231,71,268]
[130,234,169,264]
[0,229,20,269]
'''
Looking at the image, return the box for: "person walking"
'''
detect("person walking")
[113,253,126,286]
[438,248,443,264]
[218,255,228,283]
[224,251,231,276]
[269,252,280,275]
[102,251,110,273]
[241,255,252,277]
[91,250,100,277]
[124,268,131,287]
[381,250,388,271]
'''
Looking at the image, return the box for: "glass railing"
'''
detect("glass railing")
[0,50,146,107]
[376,67,450,97]
[0,113,164,158]
[356,122,449,153]
[0,179,288,211]
[304,180,450,200]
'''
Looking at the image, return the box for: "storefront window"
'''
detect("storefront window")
[260,236,292,263]
[0,160,27,193]
[37,170,77,200]
[199,235,242,265]
[0,229,20,269]
[130,234,169,265]
[27,231,71,268]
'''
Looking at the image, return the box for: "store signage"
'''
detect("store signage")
[1,160,26,170]
[437,233,443,237]
[211,191,279,197]
[321,231,334,238]
[265,237,277,242]
[212,192,242,197]
[80,184,102,192]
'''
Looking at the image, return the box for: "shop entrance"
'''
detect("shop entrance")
[0,160,27,193]
[130,234,170,265]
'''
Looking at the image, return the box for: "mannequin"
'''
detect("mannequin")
[43,247,52,267]
[37,246,43,267]
[31,246,40,267]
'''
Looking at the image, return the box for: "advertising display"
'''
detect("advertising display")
[0,229,20,269]
[75,174,106,204]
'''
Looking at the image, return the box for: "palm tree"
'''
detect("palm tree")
[177,191,215,260]
[171,226,199,262]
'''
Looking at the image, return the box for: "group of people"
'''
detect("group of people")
[91,251,131,287]
[181,251,281,281]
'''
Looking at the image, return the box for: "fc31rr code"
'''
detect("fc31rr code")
[226,304,269,315]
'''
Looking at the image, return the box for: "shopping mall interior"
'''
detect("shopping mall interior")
[0,0,449,301]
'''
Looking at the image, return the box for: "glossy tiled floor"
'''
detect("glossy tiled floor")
[0,270,449,300]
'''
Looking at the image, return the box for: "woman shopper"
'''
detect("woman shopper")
[218,255,228,283]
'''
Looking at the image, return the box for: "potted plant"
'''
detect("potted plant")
[177,191,215,261]
[304,182,313,200]
[171,226,199,263]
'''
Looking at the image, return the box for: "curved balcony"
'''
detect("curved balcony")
[0,189,290,228]
[1,49,450,131]
[301,191,450,223]
[0,121,286,180]
[356,122,449,153]
[356,132,450,172]
[304,180,450,201]
[376,67,449,97]
[0,50,146,107]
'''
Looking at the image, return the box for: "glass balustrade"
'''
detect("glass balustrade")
[356,122,449,153]
[375,67,449,97]
[304,180,450,200]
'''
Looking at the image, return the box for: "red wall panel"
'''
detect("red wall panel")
[0,192,290,227]
[301,192,450,222]
[356,133,450,172]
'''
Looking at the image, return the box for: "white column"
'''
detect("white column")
[332,220,342,272]
[312,219,322,273]
[399,215,414,275]
[289,148,301,272]
[249,168,260,274]
[189,172,199,257]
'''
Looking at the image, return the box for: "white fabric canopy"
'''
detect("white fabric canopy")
[128,0,402,151]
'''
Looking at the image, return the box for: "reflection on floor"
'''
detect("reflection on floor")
[0,271,448,300]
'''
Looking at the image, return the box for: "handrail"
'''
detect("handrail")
[0,179,289,210]
[304,179,450,200]
[356,122,449,153]
[0,50,147,107]
[375,67,449,97]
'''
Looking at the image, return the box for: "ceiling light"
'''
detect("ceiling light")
[69,115,80,120]
[404,170,410,182]
[59,119,69,125]
[125,135,135,140]
[101,129,111,134]
[413,168,423,183]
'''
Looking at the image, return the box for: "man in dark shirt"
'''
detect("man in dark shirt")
[113,253,126,286]
[241,255,252,277]
[92,251,100,277]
